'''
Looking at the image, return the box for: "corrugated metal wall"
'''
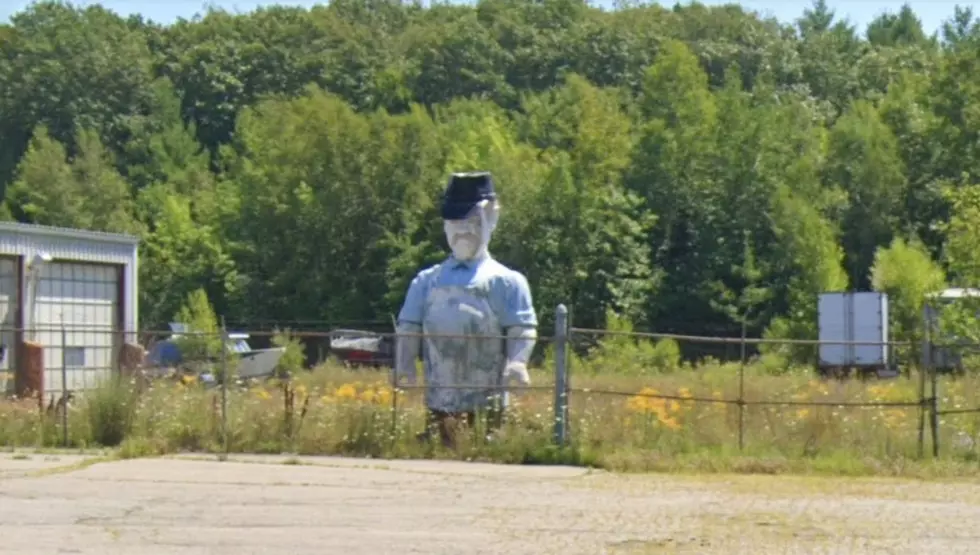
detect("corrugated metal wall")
[0,222,138,333]
[0,223,135,265]
[0,223,139,398]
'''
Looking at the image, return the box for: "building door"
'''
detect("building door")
[34,261,121,396]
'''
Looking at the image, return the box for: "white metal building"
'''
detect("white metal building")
[0,222,139,398]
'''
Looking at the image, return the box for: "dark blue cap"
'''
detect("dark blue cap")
[441,171,496,220]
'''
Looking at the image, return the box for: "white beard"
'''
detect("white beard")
[449,233,481,260]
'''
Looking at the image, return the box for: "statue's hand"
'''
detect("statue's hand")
[504,361,530,387]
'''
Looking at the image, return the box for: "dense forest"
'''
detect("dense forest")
[2,0,980,358]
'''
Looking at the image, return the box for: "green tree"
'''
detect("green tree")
[870,235,946,365]
[932,183,980,348]
[6,126,139,235]
[824,99,908,289]
[626,39,719,335]
[0,2,157,189]
[0,0,977,363]
[172,288,224,362]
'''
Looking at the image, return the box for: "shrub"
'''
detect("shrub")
[83,377,138,447]
[271,328,305,379]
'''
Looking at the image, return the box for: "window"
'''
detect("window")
[63,347,85,367]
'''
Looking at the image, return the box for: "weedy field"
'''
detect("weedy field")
[3,339,980,478]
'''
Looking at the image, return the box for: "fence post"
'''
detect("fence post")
[553,304,569,447]
[60,323,68,448]
[389,328,399,443]
[737,321,746,451]
[219,318,229,461]
[918,335,929,459]
[930,366,940,457]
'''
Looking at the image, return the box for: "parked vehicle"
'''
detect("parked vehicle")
[328,328,393,369]
[143,323,287,385]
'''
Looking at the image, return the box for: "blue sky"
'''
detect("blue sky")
[1,0,977,36]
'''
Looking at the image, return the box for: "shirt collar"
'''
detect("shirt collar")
[449,252,490,270]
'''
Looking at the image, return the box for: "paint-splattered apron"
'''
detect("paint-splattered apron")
[421,283,507,414]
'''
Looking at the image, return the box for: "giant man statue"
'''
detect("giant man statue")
[394,171,538,447]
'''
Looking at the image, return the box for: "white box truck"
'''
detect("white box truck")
[817,292,890,375]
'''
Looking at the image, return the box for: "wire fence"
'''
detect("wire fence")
[2,305,980,461]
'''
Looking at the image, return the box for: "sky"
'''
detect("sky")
[1,0,978,37]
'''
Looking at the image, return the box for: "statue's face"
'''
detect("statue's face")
[444,209,483,260]
[444,201,498,261]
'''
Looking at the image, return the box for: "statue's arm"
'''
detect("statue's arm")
[394,273,427,385]
[506,326,537,364]
[502,272,538,384]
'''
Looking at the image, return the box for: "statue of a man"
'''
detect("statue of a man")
[394,171,538,448]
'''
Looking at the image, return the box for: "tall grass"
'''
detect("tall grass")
[3,350,980,477]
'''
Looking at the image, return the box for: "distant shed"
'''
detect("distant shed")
[0,222,139,399]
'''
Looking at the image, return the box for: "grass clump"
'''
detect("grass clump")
[83,377,138,447]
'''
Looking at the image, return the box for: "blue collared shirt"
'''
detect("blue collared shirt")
[396,253,537,412]
[397,254,537,329]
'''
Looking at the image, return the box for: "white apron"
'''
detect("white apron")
[421,282,507,413]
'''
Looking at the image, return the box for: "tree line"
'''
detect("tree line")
[3,0,980,363]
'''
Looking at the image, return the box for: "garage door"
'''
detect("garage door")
[0,257,17,394]
[35,261,120,395]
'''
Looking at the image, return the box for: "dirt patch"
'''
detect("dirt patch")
[0,454,979,554]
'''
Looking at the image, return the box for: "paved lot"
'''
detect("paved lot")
[1,452,980,554]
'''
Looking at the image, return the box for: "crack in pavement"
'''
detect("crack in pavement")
[73,503,147,527]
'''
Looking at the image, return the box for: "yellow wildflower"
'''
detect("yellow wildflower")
[808,379,829,396]
[660,416,681,430]
[710,390,727,415]
[671,388,692,414]
[374,387,393,406]
[868,384,895,402]
[335,383,357,400]
[625,387,684,430]
[293,384,308,398]
[883,408,905,430]
[626,387,661,413]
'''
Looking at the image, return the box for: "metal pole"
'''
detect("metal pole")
[553,304,568,447]
[60,323,68,447]
[930,367,940,457]
[389,328,399,443]
[918,325,930,459]
[737,319,746,452]
[220,317,229,461]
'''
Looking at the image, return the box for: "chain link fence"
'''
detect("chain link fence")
[2,305,980,462]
